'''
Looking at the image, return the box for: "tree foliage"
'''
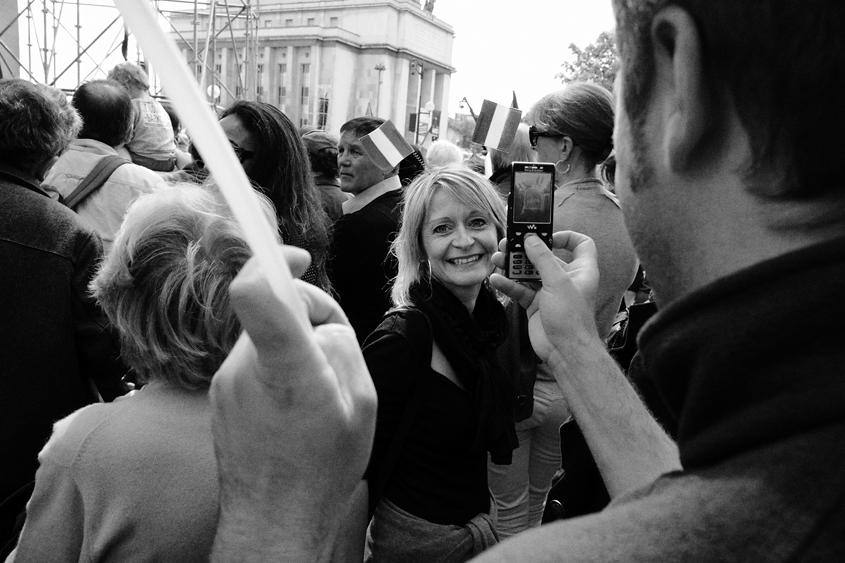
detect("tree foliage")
[447,115,476,149]
[556,30,618,92]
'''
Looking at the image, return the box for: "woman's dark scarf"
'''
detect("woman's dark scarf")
[409,277,519,465]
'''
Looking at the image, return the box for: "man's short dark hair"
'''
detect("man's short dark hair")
[613,0,845,199]
[72,80,134,147]
[340,116,385,140]
[0,78,76,169]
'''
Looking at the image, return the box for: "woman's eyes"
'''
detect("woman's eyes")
[431,217,488,234]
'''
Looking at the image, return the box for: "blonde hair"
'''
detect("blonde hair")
[90,184,257,390]
[391,165,506,307]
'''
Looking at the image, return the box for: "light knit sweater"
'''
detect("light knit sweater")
[8,382,218,563]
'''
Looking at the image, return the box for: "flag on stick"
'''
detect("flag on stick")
[360,120,414,171]
[472,100,522,152]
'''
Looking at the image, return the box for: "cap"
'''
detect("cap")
[301,131,339,154]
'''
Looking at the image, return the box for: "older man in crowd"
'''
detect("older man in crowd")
[42,80,166,254]
[328,116,403,343]
[203,0,845,562]
[0,79,127,554]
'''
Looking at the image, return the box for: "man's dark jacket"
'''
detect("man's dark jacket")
[328,190,402,343]
[0,165,126,540]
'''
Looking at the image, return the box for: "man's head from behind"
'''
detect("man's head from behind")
[0,79,80,177]
[613,0,845,201]
[338,117,395,194]
[73,80,134,148]
[301,130,340,182]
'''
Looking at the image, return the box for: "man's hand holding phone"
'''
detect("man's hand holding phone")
[491,231,602,372]
[492,232,681,498]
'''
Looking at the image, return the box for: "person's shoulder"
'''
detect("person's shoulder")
[38,401,123,468]
[473,474,707,563]
[364,308,431,359]
[112,161,168,191]
[0,178,99,254]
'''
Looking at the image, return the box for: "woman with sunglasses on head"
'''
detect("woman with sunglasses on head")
[487,82,639,538]
[358,166,518,562]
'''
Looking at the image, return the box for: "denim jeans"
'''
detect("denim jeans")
[487,378,572,538]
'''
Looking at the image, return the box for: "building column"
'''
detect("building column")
[434,72,450,139]
[395,58,413,142]
[421,67,436,107]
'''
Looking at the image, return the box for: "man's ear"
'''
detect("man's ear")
[651,6,712,174]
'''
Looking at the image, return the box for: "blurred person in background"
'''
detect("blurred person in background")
[301,130,349,223]
[488,123,535,200]
[107,62,177,172]
[426,139,464,169]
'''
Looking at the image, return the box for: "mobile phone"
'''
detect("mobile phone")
[506,162,555,280]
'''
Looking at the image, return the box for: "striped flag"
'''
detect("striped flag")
[472,100,522,152]
[360,120,414,171]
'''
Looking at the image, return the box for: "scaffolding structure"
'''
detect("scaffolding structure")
[0,0,262,102]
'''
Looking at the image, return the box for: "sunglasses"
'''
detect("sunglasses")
[229,140,255,163]
[528,125,576,148]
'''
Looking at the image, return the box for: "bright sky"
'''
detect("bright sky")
[435,0,616,116]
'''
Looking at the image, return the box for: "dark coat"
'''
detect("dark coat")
[327,190,402,343]
[0,165,127,516]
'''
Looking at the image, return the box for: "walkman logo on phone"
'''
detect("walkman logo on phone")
[527,225,537,230]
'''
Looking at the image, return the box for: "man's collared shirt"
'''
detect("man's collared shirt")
[342,175,402,215]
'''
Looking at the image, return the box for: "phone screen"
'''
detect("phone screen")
[512,170,553,224]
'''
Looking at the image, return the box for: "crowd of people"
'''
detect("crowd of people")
[1,0,844,561]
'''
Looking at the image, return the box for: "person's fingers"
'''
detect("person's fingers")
[490,273,537,310]
[551,230,598,263]
[314,324,376,418]
[280,244,312,279]
[522,234,570,286]
[293,280,350,327]
[228,258,321,385]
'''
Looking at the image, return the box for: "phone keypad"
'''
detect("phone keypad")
[508,251,540,280]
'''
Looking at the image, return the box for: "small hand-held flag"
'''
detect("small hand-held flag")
[472,100,522,152]
[360,120,414,172]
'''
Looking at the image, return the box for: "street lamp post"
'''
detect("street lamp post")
[411,58,424,144]
[374,63,386,116]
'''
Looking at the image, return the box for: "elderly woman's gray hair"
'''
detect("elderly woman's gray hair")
[90,184,252,390]
[390,165,506,308]
[425,140,464,169]
[0,79,80,169]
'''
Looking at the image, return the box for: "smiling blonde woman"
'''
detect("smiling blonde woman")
[358,165,518,562]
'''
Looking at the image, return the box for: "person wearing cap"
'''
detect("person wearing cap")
[301,130,349,223]
[328,116,403,343]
